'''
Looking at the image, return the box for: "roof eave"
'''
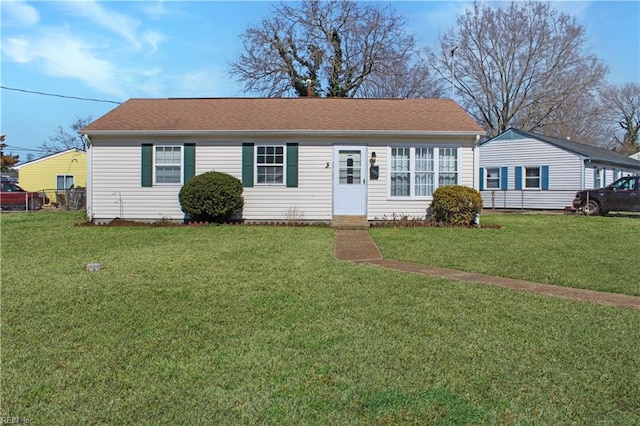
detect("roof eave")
[82,129,484,138]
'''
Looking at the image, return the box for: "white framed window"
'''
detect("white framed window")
[415,147,435,196]
[56,175,74,190]
[388,146,459,198]
[256,145,284,184]
[485,168,500,189]
[525,167,541,189]
[390,147,410,196]
[594,168,603,188]
[439,148,458,186]
[155,145,182,184]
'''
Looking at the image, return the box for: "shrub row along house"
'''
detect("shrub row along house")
[81,98,484,223]
[479,128,640,210]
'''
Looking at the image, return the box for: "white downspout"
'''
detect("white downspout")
[83,134,93,221]
[473,134,480,190]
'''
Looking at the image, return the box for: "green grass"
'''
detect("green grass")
[1,212,639,424]
[371,213,640,296]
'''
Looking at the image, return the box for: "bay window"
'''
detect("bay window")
[389,146,459,198]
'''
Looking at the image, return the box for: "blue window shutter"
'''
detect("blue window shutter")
[183,143,195,183]
[603,170,606,186]
[541,165,549,190]
[286,143,298,188]
[500,166,508,190]
[515,166,523,190]
[479,167,485,191]
[141,144,153,187]
[242,143,254,187]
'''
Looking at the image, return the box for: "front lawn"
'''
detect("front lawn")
[371,213,640,296]
[1,212,639,424]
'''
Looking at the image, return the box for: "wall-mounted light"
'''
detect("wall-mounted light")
[369,152,379,180]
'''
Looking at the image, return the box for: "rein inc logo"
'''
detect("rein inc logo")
[1,417,32,424]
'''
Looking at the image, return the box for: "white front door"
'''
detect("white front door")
[333,146,367,215]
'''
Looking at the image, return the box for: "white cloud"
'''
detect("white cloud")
[3,38,32,62]
[61,0,166,52]
[72,1,141,47]
[2,29,126,99]
[2,0,39,26]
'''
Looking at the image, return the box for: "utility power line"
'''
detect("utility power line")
[1,85,122,104]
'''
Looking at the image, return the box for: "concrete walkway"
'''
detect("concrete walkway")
[334,230,640,311]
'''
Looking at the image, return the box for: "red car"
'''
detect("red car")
[0,182,49,210]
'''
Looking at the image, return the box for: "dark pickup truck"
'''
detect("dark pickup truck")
[573,175,640,215]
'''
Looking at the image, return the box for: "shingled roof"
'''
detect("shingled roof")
[83,98,484,134]
[487,128,640,170]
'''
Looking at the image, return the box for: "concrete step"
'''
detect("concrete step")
[331,215,369,229]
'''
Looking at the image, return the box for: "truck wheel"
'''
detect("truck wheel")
[583,200,600,216]
[30,198,42,210]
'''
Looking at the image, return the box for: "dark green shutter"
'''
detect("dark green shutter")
[184,143,195,183]
[242,143,254,187]
[286,143,298,188]
[141,144,153,187]
[479,167,485,191]
[541,165,549,190]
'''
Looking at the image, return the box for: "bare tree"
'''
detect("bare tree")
[430,1,608,137]
[229,0,442,98]
[525,90,611,147]
[600,83,640,154]
[39,116,92,156]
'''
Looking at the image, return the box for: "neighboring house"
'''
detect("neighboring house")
[631,152,640,161]
[479,128,640,210]
[14,148,87,204]
[82,98,485,222]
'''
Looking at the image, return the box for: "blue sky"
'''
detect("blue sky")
[2,0,639,160]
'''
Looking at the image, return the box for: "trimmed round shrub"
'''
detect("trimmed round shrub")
[179,172,244,222]
[431,185,483,225]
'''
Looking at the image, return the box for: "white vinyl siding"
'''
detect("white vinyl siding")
[88,135,478,222]
[481,136,583,209]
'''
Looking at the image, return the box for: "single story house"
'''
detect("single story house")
[82,98,485,222]
[479,128,640,210]
[14,148,87,204]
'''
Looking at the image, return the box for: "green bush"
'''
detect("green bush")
[179,172,244,222]
[431,185,483,225]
